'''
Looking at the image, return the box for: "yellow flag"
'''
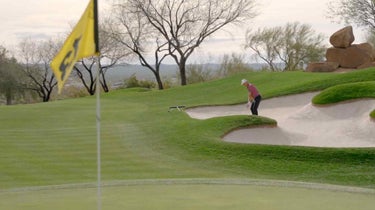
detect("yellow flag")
[51,0,99,93]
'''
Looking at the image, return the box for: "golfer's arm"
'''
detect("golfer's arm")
[248,93,254,102]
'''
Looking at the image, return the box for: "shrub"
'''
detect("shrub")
[186,64,213,84]
[52,86,89,100]
[218,53,254,77]
[124,74,156,89]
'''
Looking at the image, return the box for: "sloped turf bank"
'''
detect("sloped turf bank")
[0,69,375,190]
[150,69,375,187]
[312,81,375,118]
[113,69,375,188]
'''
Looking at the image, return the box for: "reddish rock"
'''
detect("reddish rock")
[329,26,355,48]
[356,43,374,59]
[306,62,339,72]
[326,44,373,68]
[334,68,357,72]
[357,61,375,69]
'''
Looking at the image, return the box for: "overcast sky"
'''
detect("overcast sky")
[0,0,367,62]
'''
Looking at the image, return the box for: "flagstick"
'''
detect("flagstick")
[50,0,101,206]
[95,56,102,210]
[93,0,101,209]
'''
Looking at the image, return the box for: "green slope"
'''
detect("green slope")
[0,69,375,190]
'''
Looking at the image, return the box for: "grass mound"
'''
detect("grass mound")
[312,81,375,118]
[312,81,375,105]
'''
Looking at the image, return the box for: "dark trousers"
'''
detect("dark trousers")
[251,95,261,115]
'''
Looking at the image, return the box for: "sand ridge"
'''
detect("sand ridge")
[186,92,375,148]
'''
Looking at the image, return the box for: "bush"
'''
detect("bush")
[50,85,89,101]
[161,77,174,89]
[218,53,254,76]
[186,64,213,84]
[124,74,156,89]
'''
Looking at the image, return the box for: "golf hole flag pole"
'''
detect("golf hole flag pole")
[50,0,100,93]
[50,1,102,210]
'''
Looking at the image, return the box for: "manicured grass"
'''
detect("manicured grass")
[1,179,375,210]
[312,81,375,104]
[0,68,375,192]
[312,81,375,118]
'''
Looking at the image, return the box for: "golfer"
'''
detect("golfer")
[241,79,262,115]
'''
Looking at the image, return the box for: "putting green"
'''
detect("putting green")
[1,179,374,210]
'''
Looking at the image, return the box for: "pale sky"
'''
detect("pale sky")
[0,0,367,62]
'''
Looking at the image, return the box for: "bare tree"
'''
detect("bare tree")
[17,38,59,102]
[327,0,375,31]
[73,59,97,95]
[127,0,258,85]
[245,22,326,71]
[108,2,170,90]
[73,21,129,95]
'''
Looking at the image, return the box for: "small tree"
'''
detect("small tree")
[17,38,59,102]
[245,27,280,71]
[73,20,129,95]
[245,22,326,71]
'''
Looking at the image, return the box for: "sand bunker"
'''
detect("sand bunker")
[186,92,375,148]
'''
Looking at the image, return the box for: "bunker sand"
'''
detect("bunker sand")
[186,92,375,148]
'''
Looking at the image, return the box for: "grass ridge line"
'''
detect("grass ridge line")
[2,178,375,195]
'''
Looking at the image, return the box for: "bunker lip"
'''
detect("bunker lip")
[186,92,375,148]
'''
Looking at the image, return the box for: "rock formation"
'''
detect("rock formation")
[306,26,375,72]
[329,26,355,48]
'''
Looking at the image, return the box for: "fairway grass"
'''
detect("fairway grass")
[1,179,374,210]
[1,69,375,208]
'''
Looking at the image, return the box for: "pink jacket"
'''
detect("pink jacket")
[246,84,260,98]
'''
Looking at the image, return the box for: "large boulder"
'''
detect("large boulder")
[326,43,374,68]
[305,62,339,72]
[329,26,355,48]
[358,61,375,69]
[307,26,375,73]
[356,43,374,58]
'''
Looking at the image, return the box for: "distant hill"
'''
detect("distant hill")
[106,64,180,83]
[105,63,267,85]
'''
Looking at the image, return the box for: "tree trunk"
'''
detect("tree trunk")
[43,90,51,102]
[154,72,164,90]
[6,92,12,105]
[179,58,187,86]
[101,71,109,92]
